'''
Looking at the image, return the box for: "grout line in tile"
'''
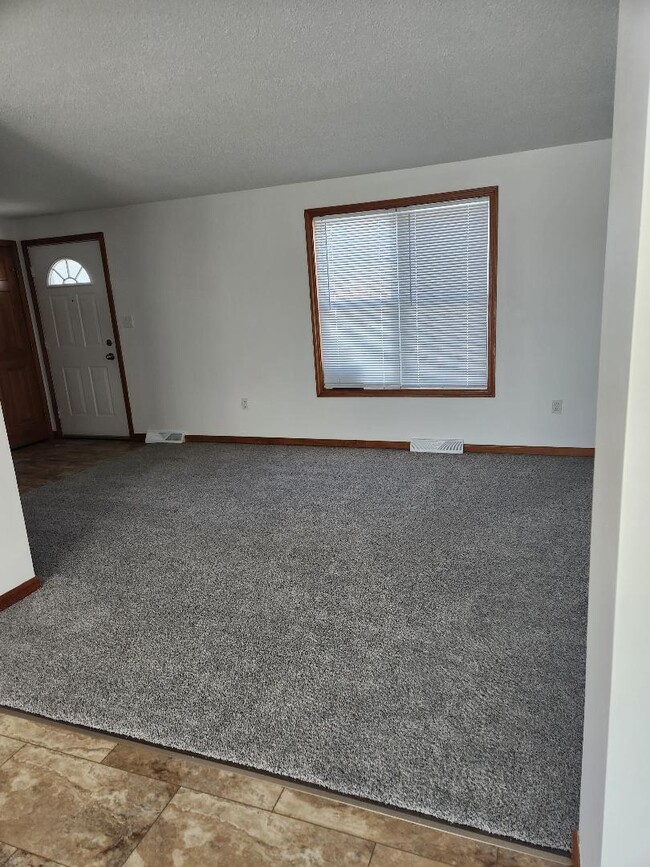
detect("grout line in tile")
[271,785,285,812]
[274,782,567,863]
[0,712,117,762]
[0,740,23,770]
[494,842,570,865]
[238,792,393,854]
[183,782,280,811]
[119,784,180,866]
[96,761,281,813]
[0,742,179,866]
[0,737,114,765]
[274,788,492,853]
[0,743,28,768]
[99,742,118,765]
[98,746,283,812]
[0,839,69,867]
[373,843,457,867]
[494,848,568,866]
[271,801,452,860]
[275,797,558,867]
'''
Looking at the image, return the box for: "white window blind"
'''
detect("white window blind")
[312,195,492,390]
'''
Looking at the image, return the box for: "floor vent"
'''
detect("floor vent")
[410,438,464,454]
[145,430,186,444]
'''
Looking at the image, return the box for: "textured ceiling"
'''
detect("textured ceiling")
[0,0,618,217]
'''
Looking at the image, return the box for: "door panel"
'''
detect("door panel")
[63,367,87,415]
[27,240,129,438]
[0,243,50,448]
[89,367,114,415]
[78,294,102,345]
[0,290,23,349]
[49,294,77,346]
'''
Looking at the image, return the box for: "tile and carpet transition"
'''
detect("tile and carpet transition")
[0,444,592,851]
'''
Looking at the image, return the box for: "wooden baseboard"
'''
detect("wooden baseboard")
[184,435,410,450]
[134,433,594,456]
[571,830,580,867]
[0,577,42,613]
[464,444,595,457]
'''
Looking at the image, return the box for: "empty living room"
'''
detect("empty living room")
[1,1,649,866]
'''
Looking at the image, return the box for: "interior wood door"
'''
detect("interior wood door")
[27,240,130,438]
[0,242,50,448]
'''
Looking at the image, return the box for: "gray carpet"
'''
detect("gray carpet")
[0,445,592,850]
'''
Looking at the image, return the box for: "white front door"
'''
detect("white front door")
[28,240,129,438]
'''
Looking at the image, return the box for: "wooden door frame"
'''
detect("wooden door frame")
[21,232,135,440]
[0,238,52,444]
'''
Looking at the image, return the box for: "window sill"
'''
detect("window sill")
[317,386,495,398]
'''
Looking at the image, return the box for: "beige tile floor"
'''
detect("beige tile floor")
[0,709,569,867]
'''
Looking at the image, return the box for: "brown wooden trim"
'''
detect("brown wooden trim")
[0,577,42,613]
[315,388,495,398]
[0,240,52,444]
[21,243,61,436]
[464,445,595,456]
[571,830,580,867]
[305,208,324,399]
[487,188,498,397]
[53,434,133,441]
[21,233,135,439]
[184,435,410,450]
[21,232,112,248]
[96,235,135,437]
[305,186,500,218]
[136,434,594,456]
[304,186,498,398]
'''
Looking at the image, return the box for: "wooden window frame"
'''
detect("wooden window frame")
[304,186,498,398]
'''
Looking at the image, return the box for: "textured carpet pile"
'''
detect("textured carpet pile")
[0,445,592,850]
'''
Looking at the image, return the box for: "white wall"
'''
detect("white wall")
[0,219,17,239]
[580,2,650,866]
[13,140,610,446]
[0,221,41,599]
[0,405,34,596]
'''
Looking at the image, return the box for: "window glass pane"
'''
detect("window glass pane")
[314,211,401,387]
[312,194,491,391]
[47,259,91,286]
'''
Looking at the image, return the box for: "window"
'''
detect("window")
[47,258,91,286]
[305,187,497,396]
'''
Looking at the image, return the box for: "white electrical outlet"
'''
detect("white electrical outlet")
[241,398,248,410]
[552,400,563,414]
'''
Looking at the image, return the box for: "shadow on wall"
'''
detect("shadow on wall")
[0,122,130,218]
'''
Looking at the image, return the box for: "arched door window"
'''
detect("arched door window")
[47,258,91,286]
